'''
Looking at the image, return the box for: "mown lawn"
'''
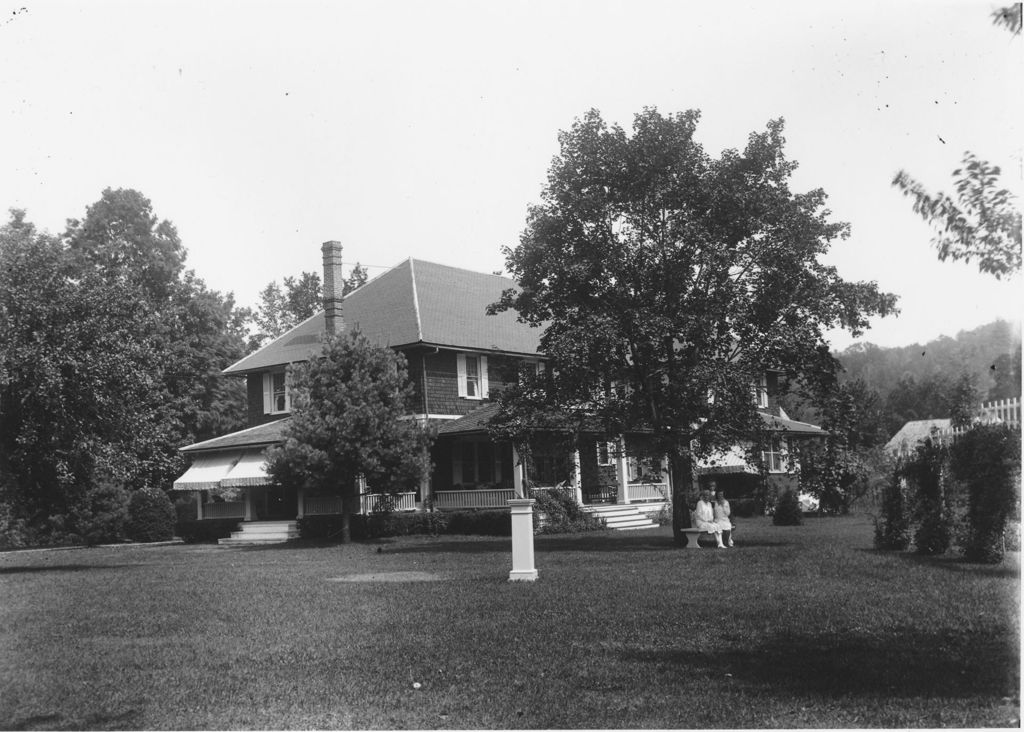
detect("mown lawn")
[0,514,1018,730]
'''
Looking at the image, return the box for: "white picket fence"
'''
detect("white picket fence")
[980,397,1021,426]
[928,397,1020,449]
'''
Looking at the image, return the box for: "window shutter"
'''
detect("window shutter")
[262,373,272,414]
[480,356,489,398]
[456,353,468,397]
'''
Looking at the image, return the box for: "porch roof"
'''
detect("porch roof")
[172,452,241,491]
[222,449,273,488]
[180,419,289,454]
[760,412,825,435]
[436,403,501,436]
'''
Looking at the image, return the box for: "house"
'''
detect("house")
[172,241,825,534]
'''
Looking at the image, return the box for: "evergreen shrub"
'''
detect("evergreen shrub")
[531,487,605,534]
[904,439,951,556]
[126,486,176,543]
[772,489,803,526]
[874,466,910,550]
[949,424,1021,563]
[67,477,132,546]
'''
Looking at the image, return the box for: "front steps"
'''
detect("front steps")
[583,504,659,531]
[219,520,299,546]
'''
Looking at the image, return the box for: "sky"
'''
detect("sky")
[1,0,1021,351]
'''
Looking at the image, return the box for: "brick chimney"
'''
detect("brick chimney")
[321,240,345,335]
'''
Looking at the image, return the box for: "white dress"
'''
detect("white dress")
[693,499,724,532]
[713,500,732,531]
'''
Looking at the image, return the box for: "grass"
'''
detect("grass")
[0,514,1019,729]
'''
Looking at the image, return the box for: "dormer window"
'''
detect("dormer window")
[752,374,768,409]
[263,370,290,414]
[457,353,489,400]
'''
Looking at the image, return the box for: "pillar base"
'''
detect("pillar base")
[508,569,539,582]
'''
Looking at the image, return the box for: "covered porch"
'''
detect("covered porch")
[431,405,672,512]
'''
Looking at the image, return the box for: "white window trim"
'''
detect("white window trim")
[262,370,290,415]
[761,437,790,473]
[456,353,489,400]
[752,374,769,409]
[596,441,615,467]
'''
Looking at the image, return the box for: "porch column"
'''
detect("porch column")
[512,444,526,498]
[615,437,631,505]
[196,492,203,520]
[297,487,305,519]
[571,449,583,505]
[244,490,254,521]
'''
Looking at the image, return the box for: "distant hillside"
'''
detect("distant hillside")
[836,319,1022,401]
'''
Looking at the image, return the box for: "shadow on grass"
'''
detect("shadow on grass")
[0,564,133,575]
[623,628,1020,699]
[861,548,1021,579]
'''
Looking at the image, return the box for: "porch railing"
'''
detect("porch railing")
[204,501,245,519]
[434,488,516,510]
[303,493,417,516]
[304,496,342,516]
[360,492,417,514]
[627,482,670,502]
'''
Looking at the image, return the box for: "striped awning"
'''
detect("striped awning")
[695,445,759,475]
[222,450,273,488]
[172,452,240,491]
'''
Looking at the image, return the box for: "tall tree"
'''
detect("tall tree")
[265,330,433,543]
[491,108,896,545]
[64,189,250,456]
[0,210,175,535]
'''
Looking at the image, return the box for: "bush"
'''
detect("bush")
[874,467,910,550]
[298,512,450,541]
[446,509,512,536]
[176,518,242,544]
[66,477,131,546]
[531,487,605,534]
[903,439,952,556]
[729,498,764,518]
[772,490,803,526]
[126,487,176,543]
[949,424,1021,563]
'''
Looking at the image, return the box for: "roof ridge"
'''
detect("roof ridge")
[407,257,515,283]
[409,258,424,342]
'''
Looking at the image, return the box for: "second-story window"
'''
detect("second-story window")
[752,373,769,409]
[457,353,489,400]
[263,370,290,414]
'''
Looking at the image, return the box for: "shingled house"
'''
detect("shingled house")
[172,241,824,539]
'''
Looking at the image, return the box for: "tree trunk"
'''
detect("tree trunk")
[670,446,695,547]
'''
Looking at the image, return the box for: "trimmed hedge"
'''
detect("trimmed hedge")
[176,518,242,544]
[298,510,511,541]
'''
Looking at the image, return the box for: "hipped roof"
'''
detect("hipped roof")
[225,258,543,375]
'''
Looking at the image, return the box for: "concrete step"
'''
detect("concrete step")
[219,521,298,546]
[583,505,658,531]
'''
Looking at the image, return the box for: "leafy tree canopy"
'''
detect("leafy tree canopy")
[893,154,1022,279]
[490,108,897,543]
[0,210,175,525]
[266,330,433,542]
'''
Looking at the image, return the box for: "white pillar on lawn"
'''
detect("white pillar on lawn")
[512,444,526,498]
[571,449,583,505]
[508,498,538,582]
[296,487,305,519]
[615,436,631,505]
